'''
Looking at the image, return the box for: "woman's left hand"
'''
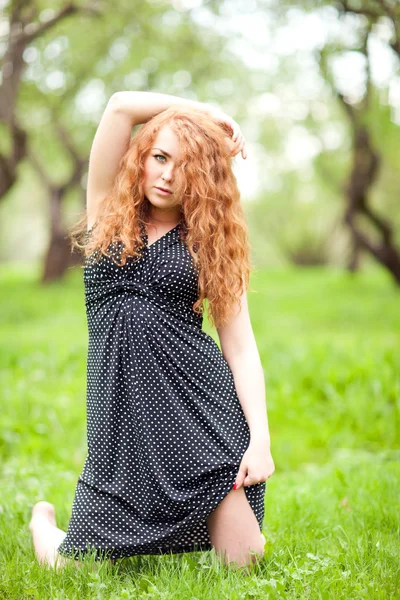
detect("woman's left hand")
[233,440,275,489]
[205,106,248,159]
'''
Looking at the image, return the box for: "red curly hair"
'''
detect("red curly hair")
[69,105,254,329]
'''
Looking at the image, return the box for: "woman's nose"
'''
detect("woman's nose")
[162,167,173,181]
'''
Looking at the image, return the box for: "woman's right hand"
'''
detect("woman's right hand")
[205,106,248,160]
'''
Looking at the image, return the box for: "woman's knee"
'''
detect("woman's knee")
[207,487,265,567]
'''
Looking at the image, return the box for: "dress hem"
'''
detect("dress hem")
[56,475,265,562]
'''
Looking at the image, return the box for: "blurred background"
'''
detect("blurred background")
[1,1,399,597]
[1,0,400,273]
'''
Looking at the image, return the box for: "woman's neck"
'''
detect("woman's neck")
[148,211,182,226]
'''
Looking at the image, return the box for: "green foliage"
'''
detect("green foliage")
[0,264,399,598]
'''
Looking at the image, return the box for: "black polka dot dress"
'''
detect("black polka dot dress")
[57,221,266,561]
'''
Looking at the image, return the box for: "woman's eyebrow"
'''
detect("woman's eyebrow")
[153,147,172,158]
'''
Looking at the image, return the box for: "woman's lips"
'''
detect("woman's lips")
[155,187,172,195]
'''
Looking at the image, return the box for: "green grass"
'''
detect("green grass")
[0,263,399,599]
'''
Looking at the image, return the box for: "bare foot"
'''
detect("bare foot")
[29,501,114,571]
[29,501,70,569]
[29,501,57,532]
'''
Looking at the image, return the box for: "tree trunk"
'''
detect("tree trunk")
[342,117,400,284]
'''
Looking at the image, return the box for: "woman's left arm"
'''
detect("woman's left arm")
[217,290,275,489]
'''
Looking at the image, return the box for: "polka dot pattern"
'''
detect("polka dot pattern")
[57,222,266,561]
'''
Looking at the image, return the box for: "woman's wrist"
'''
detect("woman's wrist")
[250,429,271,448]
[110,91,212,126]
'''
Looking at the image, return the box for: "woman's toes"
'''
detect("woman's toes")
[30,501,57,530]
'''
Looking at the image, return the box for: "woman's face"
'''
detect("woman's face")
[143,125,183,219]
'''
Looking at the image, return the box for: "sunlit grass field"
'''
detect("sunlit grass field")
[0,263,399,599]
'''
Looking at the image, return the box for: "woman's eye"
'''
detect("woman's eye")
[154,154,166,162]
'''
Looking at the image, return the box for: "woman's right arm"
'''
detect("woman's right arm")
[112,90,213,126]
[86,92,212,230]
[86,94,131,230]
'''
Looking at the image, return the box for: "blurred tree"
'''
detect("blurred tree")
[29,118,87,277]
[259,0,400,280]
[0,0,100,278]
[324,1,400,282]
[0,0,96,198]
[341,0,400,57]
[251,0,400,283]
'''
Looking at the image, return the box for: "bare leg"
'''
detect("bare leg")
[29,501,82,570]
[206,486,266,569]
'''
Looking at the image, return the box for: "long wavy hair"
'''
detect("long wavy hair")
[69,105,254,329]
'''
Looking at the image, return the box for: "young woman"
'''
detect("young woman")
[29,91,275,570]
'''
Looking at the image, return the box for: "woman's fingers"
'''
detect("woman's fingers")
[234,131,248,159]
[238,134,247,159]
[231,132,247,159]
[223,116,243,150]
[213,112,247,159]
[232,125,242,145]
[232,126,240,143]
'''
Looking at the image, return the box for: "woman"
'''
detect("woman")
[29,91,275,570]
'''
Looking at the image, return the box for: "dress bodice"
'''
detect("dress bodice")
[83,223,202,329]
